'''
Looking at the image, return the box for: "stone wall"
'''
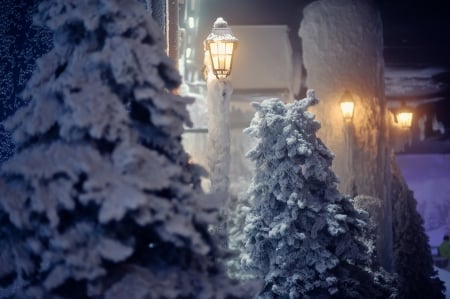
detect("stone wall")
[299,0,393,271]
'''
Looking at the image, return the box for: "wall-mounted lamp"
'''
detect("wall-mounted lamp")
[395,102,414,129]
[339,89,355,122]
[204,17,238,80]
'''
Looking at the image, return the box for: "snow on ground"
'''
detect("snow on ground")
[396,154,450,232]
[397,155,450,297]
[436,267,450,299]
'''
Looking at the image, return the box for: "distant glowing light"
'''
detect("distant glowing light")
[185,47,192,58]
[339,90,355,122]
[395,102,414,129]
[188,17,195,29]
[396,111,413,129]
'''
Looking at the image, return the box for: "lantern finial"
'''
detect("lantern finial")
[213,17,228,28]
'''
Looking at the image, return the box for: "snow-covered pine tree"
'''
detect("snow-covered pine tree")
[241,91,391,299]
[352,195,398,297]
[227,191,255,281]
[392,163,445,299]
[0,1,246,298]
[353,195,382,264]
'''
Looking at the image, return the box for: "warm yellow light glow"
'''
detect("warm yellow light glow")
[339,90,355,121]
[207,41,236,79]
[204,17,238,80]
[396,111,413,129]
[188,17,195,29]
[340,101,355,121]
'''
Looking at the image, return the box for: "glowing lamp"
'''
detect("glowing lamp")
[395,103,413,129]
[204,17,238,80]
[339,90,355,122]
[188,17,195,29]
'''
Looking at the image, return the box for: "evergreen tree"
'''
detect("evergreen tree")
[0,0,246,298]
[227,191,256,281]
[353,195,382,264]
[241,91,391,299]
[392,163,445,299]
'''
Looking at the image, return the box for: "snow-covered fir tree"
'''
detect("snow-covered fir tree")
[227,191,256,281]
[241,91,393,299]
[353,195,382,264]
[0,1,247,298]
[392,163,445,299]
[352,195,398,297]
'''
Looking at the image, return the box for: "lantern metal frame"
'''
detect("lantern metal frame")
[204,17,238,80]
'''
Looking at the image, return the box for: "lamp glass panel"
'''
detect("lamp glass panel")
[209,41,235,79]
[340,101,354,120]
[397,112,413,128]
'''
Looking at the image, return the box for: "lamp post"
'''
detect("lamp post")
[390,101,414,153]
[204,17,237,248]
[339,89,356,195]
[204,17,237,196]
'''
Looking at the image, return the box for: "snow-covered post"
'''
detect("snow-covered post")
[204,17,238,246]
[204,18,238,197]
[206,75,232,196]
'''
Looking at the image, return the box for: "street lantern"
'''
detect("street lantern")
[395,102,413,129]
[339,89,355,122]
[204,17,238,80]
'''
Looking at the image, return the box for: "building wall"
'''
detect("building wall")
[299,0,393,271]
